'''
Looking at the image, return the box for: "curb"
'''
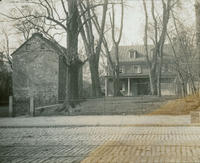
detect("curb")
[0,124,200,128]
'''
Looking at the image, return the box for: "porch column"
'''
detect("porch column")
[30,96,35,117]
[128,78,130,96]
[105,77,108,96]
[187,83,190,95]
[9,96,13,117]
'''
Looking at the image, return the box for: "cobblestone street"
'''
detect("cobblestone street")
[1,118,200,163]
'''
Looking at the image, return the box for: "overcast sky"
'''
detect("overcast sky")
[0,0,196,52]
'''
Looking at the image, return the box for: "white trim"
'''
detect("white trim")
[128,78,130,96]
[105,78,108,96]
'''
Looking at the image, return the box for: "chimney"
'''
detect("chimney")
[32,32,43,37]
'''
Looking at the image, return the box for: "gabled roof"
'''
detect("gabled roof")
[11,33,67,57]
[110,44,174,62]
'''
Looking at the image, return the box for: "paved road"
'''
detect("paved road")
[1,126,200,162]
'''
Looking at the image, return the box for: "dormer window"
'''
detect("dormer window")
[25,44,31,51]
[41,43,45,49]
[129,50,137,59]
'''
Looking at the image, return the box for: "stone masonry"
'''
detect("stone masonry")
[12,33,68,112]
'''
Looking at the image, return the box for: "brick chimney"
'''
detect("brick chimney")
[32,33,43,37]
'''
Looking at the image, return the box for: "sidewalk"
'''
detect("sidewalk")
[0,115,192,127]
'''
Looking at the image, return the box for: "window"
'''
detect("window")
[162,64,169,73]
[133,65,142,74]
[41,43,45,49]
[120,82,125,91]
[164,64,168,72]
[167,64,173,73]
[129,50,137,59]
[119,66,125,73]
[25,44,31,51]
[150,49,154,58]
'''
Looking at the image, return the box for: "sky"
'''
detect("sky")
[0,0,196,53]
[0,0,196,82]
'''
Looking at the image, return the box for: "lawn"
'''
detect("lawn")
[149,94,200,115]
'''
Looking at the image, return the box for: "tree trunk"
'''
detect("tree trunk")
[196,0,200,73]
[149,66,157,95]
[177,72,187,97]
[113,68,121,96]
[63,0,80,112]
[189,77,197,94]
[157,51,163,97]
[157,65,161,97]
[89,56,102,97]
[113,45,121,96]
[149,51,158,96]
[195,0,200,94]
[69,64,80,99]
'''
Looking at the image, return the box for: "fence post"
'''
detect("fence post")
[30,96,35,117]
[9,96,13,117]
[103,96,105,115]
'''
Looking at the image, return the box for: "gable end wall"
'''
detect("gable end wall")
[12,35,60,110]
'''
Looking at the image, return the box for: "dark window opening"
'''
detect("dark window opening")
[119,66,125,73]
[26,44,31,50]
[41,43,45,49]
[133,65,142,73]
[129,50,137,59]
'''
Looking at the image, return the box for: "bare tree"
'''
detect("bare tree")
[89,0,124,97]
[11,5,45,41]
[166,31,187,96]
[143,0,172,96]
[79,0,108,97]
[0,27,12,67]
[195,0,200,93]
[170,11,197,94]
[109,0,124,96]
[1,0,82,110]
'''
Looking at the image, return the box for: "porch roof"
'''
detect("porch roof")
[105,73,176,79]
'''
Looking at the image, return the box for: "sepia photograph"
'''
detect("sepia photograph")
[0,0,200,162]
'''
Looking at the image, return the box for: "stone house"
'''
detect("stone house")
[105,45,177,96]
[12,33,82,110]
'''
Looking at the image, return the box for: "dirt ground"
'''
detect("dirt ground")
[149,94,200,115]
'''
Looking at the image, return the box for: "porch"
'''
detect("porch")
[105,76,177,96]
[105,77,150,96]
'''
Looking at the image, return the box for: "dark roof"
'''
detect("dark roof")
[11,33,67,57]
[105,73,176,79]
[110,44,174,62]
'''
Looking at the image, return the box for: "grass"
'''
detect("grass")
[149,94,200,115]
[35,96,177,116]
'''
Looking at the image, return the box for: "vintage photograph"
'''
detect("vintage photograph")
[0,0,200,162]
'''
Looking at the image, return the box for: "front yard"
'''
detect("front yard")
[150,94,200,115]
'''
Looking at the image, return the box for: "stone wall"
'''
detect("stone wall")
[12,34,59,109]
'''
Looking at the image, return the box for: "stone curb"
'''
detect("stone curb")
[0,124,200,128]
